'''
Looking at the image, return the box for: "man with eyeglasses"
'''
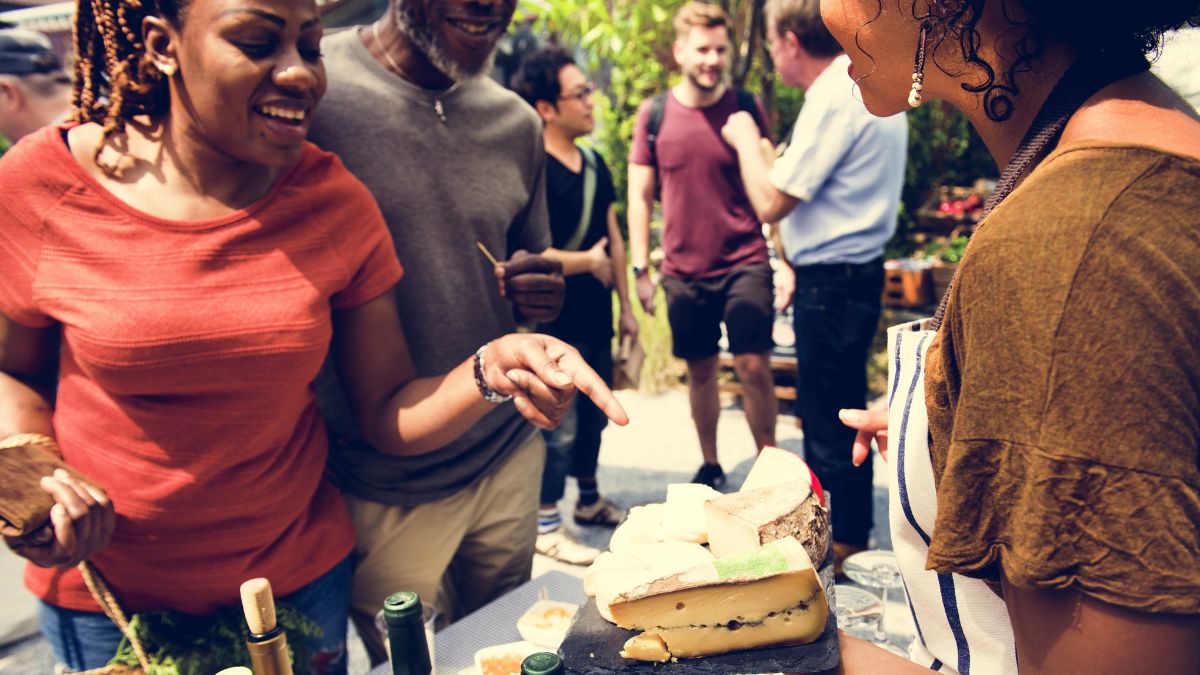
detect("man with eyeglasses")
[0,29,71,145]
[512,47,637,565]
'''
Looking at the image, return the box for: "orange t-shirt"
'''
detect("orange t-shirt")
[0,125,403,614]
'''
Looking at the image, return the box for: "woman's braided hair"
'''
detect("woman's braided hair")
[70,0,189,163]
[900,1,1200,122]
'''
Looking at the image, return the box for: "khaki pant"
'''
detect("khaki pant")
[347,432,545,664]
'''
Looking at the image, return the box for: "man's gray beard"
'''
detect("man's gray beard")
[394,2,497,83]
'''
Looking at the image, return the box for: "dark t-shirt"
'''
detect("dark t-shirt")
[539,148,616,342]
[629,88,772,280]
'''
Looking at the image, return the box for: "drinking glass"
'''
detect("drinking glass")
[842,549,906,655]
[831,583,882,641]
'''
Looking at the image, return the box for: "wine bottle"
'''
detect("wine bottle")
[383,591,433,675]
[521,652,565,675]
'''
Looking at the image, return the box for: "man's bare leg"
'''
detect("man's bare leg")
[686,355,721,465]
[734,350,778,452]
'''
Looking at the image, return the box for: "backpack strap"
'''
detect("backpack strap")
[736,89,768,135]
[563,146,598,252]
[645,91,669,169]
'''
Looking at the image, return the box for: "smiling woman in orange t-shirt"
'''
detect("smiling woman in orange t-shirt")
[0,1,626,671]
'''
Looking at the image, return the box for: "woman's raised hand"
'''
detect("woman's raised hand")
[839,407,889,465]
[484,334,629,430]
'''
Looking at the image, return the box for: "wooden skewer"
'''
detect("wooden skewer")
[475,240,500,266]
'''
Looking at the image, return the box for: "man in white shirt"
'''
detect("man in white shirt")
[721,0,907,571]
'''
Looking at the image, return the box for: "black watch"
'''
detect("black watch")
[632,265,649,278]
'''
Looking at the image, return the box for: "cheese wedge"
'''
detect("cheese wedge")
[620,598,829,659]
[609,536,824,630]
[661,483,721,544]
[608,503,666,553]
[611,537,827,661]
[741,445,821,494]
[620,633,671,662]
[705,479,829,566]
[585,542,715,623]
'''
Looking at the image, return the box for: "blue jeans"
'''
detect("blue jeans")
[540,337,613,505]
[38,556,351,674]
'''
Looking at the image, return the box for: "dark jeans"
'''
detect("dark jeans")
[540,337,613,505]
[792,258,884,548]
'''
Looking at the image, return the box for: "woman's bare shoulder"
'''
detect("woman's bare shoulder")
[1063,74,1200,161]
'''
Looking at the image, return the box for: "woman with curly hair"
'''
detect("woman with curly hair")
[829,0,1200,673]
[0,0,625,671]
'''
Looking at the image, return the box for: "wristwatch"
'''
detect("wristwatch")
[632,265,649,278]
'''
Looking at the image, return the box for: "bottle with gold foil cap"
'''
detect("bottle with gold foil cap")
[240,578,293,675]
[520,652,565,675]
[383,591,432,675]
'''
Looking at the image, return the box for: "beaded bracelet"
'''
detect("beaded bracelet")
[0,432,57,450]
[473,342,513,404]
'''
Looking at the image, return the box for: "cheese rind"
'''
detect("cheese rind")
[705,479,829,566]
[622,594,829,660]
[609,537,824,631]
[741,446,818,493]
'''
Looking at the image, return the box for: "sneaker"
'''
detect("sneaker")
[535,528,601,566]
[691,463,726,489]
[574,497,626,527]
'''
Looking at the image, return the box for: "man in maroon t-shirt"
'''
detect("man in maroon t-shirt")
[627,1,779,488]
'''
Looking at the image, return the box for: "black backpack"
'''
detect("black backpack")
[644,89,763,181]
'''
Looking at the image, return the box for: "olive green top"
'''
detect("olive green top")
[925,142,1200,613]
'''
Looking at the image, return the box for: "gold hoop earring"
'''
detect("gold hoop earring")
[156,62,177,77]
[909,21,930,108]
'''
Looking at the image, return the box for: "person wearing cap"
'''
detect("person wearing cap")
[0,28,71,653]
[0,28,70,143]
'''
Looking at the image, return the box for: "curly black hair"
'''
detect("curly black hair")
[899,1,1200,122]
[511,46,576,111]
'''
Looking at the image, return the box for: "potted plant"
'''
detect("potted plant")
[922,234,970,301]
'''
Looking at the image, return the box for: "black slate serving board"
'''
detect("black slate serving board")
[559,542,839,674]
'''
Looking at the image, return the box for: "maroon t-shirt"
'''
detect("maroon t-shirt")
[629,88,772,280]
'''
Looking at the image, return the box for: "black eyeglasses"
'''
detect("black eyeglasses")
[558,82,596,103]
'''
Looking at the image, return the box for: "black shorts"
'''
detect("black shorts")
[662,261,775,360]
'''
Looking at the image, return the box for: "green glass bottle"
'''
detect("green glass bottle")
[520,652,565,675]
[383,591,432,675]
